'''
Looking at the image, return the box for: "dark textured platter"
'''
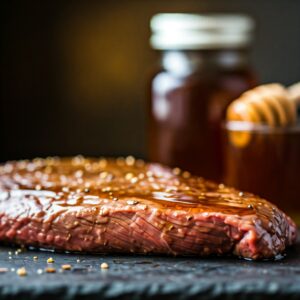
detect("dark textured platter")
[0,233,299,300]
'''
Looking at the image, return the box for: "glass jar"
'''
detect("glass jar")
[223,121,300,223]
[148,14,257,181]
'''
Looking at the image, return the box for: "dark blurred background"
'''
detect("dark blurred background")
[1,0,300,162]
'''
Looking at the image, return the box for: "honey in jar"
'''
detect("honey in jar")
[148,14,257,181]
[223,84,300,222]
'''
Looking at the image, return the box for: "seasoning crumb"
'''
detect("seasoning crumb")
[47,257,55,263]
[8,256,12,260]
[11,268,15,272]
[17,267,27,276]
[0,268,8,273]
[45,267,56,273]
[8,252,12,255]
[37,269,43,275]
[76,259,81,263]
[100,262,109,269]
[61,264,72,270]
[33,256,38,261]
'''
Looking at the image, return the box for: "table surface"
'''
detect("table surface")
[0,235,299,300]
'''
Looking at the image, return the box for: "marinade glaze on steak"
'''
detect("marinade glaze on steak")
[0,157,296,260]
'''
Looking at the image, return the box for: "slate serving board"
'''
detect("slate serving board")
[0,232,299,300]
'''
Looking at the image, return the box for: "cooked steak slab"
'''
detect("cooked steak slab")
[0,157,296,260]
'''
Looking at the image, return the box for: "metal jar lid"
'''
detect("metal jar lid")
[150,13,255,50]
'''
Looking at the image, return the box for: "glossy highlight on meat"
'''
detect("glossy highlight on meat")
[0,156,297,260]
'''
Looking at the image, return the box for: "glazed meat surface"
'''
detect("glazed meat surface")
[0,157,297,260]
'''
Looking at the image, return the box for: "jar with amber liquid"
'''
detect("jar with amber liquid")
[148,14,257,181]
[224,122,300,223]
[223,83,300,223]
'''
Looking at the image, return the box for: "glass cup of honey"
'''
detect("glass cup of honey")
[222,83,300,223]
[223,121,300,222]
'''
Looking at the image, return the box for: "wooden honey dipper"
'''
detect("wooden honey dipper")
[226,83,299,148]
[227,83,298,126]
[288,82,300,105]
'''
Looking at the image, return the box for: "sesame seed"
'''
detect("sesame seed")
[74,170,83,178]
[173,168,181,175]
[47,257,54,263]
[99,171,108,179]
[239,192,244,197]
[125,156,135,166]
[33,256,38,261]
[182,171,191,179]
[146,171,153,177]
[116,157,125,166]
[61,264,72,270]
[37,269,43,274]
[45,267,56,273]
[72,155,85,165]
[99,208,109,216]
[62,187,70,193]
[136,159,145,167]
[44,166,53,174]
[130,177,138,184]
[99,159,107,168]
[127,200,138,205]
[138,173,145,179]
[100,262,109,269]
[125,173,134,180]
[35,184,42,191]
[152,183,160,190]
[17,267,27,276]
